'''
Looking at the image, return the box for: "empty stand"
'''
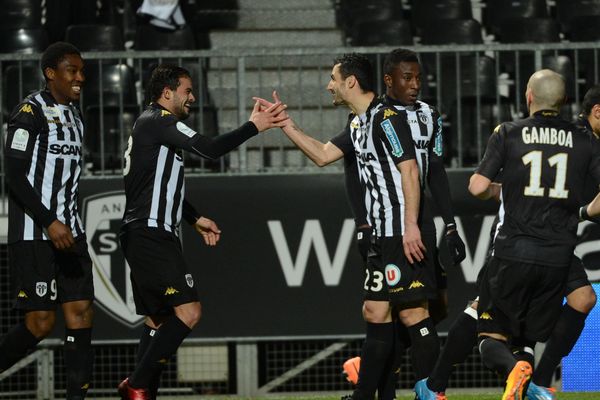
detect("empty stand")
[65,24,125,51]
[81,63,137,112]
[350,20,413,46]
[484,0,548,36]
[0,28,48,54]
[411,0,472,35]
[2,65,44,117]
[420,19,483,45]
[0,0,41,30]
[555,0,600,32]
[135,24,203,50]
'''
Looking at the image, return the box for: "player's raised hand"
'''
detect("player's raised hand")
[253,91,293,129]
[249,96,289,132]
[194,217,221,246]
[402,222,426,264]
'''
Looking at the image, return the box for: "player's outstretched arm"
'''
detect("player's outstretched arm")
[254,91,343,167]
[194,217,221,246]
[398,159,425,263]
[469,173,496,200]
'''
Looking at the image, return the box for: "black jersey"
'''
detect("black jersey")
[4,90,85,243]
[477,110,600,266]
[122,103,258,233]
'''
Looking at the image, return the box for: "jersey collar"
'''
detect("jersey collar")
[381,94,420,111]
[532,109,560,118]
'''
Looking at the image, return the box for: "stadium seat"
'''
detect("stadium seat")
[483,0,548,36]
[411,0,472,35]
[0,0,41,30]
[2,65,44,117]
[555,0,600,33]
[420,19,483,45]
[135,24,198,50]
[65,24,125,51]
[0,28,48,54]
[81,63,137,111]
[84,105,138,171]
[497,17,560,44]
[350,20,413,46]
[337,0,403,33]
[188,0,239,30]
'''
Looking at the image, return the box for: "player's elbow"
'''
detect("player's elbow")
[468,175,489,199]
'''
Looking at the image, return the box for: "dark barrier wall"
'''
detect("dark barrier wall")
[77,172,600,340]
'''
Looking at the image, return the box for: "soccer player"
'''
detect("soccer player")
[256,51,455,400]
[468,69,600,400]
[117,64,288,400]
[1,42,94,400]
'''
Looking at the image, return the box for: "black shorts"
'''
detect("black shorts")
[564,255,591,296]
[364,234,437,305]
[120,227,198,316]
[477,256,569,342]
[8,237,94,311]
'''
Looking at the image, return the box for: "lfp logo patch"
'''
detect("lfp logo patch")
[384,264,401,286]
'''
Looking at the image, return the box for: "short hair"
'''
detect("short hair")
[582,84,600,116]
[333,53,375,93]
[146,64,192,103]
[383,48,419,76]
[40,42,81,80]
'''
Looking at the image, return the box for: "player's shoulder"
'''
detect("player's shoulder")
[8,91,46,125]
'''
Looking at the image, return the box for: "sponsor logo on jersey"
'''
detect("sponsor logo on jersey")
[83,191,144,328]
[356,151,376,162]
[380,119,404,157]
[383,109,397,119]
[408,280,424,289]
[351,121,360,129]
[164,287,179,295]
[480,312,492,320]
[10,128,29,152]
[176,121,197,138]
[36,282,48,297]
[384,264,401,286]
[49,143,82,156]
[185,274,194,288]
[42,106,61,119]
[19,104,34,115]
[433,119,443,157]
[17,290,28,298]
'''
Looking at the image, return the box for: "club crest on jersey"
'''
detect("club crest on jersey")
[380,119,404,157]
[185,274,194,288]
[36,282,47,297]
[383,109,397,119]
[418,112,428,125]
[83,191,144,328]
[384,264,401,286]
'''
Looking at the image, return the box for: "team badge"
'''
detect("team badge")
[418,112,428,125]
[185,274,194,288]
[83,191,144,328]
[176,121,197,138]
[384,264,401,286]
[11,128,29,152]
[36,282,48,297]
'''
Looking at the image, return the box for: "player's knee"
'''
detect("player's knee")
[362,301,390,323]
[397,306,428,326]
[25,311,56,338]
[175,302,202,329]
[63,300,94,329]
[567,286,597,314]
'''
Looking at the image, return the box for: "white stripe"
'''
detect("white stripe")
[24,129,40,240]
[176,181,185,228]
[163,157,181,228]
[149,146,169,226]
[492,190,505,256]
[464,305,478,320]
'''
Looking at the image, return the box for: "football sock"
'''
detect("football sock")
[64,328,94,399]
[136,324,160,396]
[533,304,587,387]
[479,337,516,377]
[428,309,478,392]
[353,322,394,400]
[511,337,535,369]
[0,323,41,371]
[407,317,440,380]
[377,321,406,400]
[129,315,191,389]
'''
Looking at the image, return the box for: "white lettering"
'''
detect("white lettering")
[268,219,355,287]
[521,127,573,148]
[99,232,119,253]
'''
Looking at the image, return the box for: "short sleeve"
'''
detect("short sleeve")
[373,107,416,164]
[5,102,44,160]
[588,137,600,185]
[330,124,354,155]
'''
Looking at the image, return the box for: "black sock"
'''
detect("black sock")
[129,315,191,389]
[353,322,394,400]
[428,310,477,392]
[136,324,160,397]
[533,304,587,387]
[64,328,94,400]
[479,337,516,377]
[377,321,406,400]
[511,337,535,370]
[0,323,41,371]
[407,317,440,380]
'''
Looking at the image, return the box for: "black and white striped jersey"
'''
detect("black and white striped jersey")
[332,98,418,237]
[122,103,258,234]
[5,90,85,243]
